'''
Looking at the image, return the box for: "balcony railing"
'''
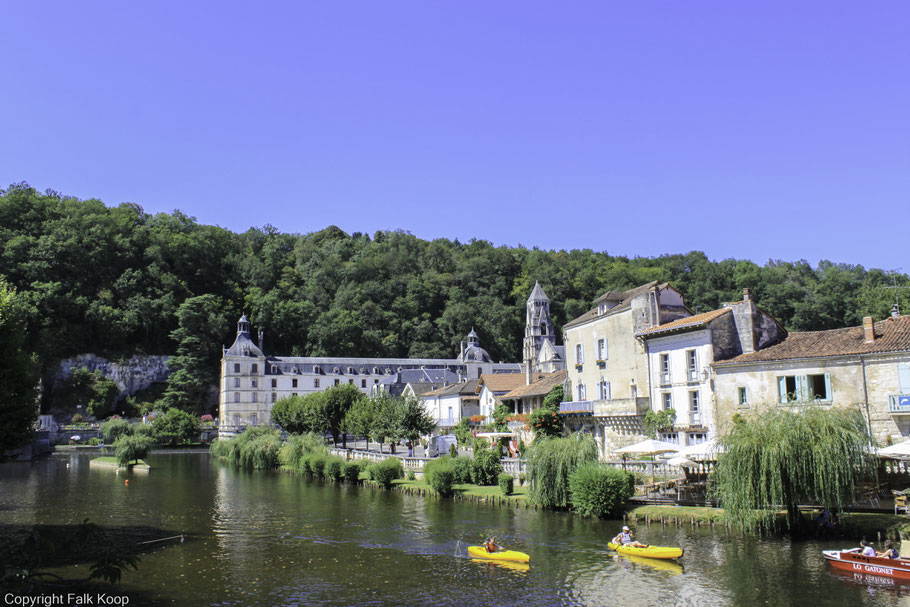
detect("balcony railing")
[435,417,459,427]
[559,400,593,414]
[659,373,671,386]
[888,395,910,414]
[559,398,651,417]
[688,413,702,425]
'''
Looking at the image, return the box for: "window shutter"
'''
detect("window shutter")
[899,364,910,394]
[778,377,787,403]
[796,375,808,401]
[824,374,832,401]
[605,381,611,400]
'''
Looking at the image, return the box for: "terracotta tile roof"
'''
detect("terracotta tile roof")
[638,308,731,336]
[716,315,910,365]
[501,370,567,399]
[478,373,530,393]
[564,281,670,329]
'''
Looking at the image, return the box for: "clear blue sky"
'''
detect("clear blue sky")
[2,2,907,270]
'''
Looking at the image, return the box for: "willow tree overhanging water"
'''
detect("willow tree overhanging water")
[714,406,877,534]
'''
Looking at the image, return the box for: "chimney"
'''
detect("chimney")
[893,304,901,318]
[743,288,752,302]
[863,317,875,343]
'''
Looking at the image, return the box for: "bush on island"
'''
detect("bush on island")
[114,434,153,466]
[568,465,634,518]
[310,454,326,478]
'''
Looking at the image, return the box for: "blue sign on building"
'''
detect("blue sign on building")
[900,396,910,408]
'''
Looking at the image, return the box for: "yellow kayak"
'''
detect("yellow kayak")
[468,545,531,563]
[470,558,530,572]
[625,554,683,575]
[608,542,683,560]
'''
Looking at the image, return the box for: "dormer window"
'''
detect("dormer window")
[347,366,354,374]
[333,367,340,374]
[313,366,320,374]
[373,367,379,374]
[385,368,392,374]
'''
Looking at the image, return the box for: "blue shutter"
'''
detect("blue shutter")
[899,364,910,394]
[778,377,787,403]
[824,374,832,401]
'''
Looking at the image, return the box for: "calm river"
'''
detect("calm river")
[1,452,908,606]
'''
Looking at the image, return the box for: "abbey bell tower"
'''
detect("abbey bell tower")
[523,281,555,381]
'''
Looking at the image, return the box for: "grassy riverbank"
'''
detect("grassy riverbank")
[387,477,530,503]
[624,505,910,542]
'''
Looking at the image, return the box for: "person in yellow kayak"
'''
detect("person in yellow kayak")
[483,536,504,553]
[613,525,648,548]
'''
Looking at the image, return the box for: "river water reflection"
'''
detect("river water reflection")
[1,452,908,606]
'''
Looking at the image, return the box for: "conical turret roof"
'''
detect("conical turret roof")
[528,281,549,303]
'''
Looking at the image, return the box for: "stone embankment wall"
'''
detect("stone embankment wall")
[53,354,170,400]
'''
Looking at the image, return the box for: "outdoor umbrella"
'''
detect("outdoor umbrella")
[678,438,723,460]
[614,439,681,456]
[878,440,910,459]
[665,456,698,468]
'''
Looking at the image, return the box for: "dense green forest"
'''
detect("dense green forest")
[1,182,906,378]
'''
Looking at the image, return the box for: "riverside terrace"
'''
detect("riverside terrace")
[326,439,910,512]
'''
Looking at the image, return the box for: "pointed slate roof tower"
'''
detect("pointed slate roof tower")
[523,282,556,381]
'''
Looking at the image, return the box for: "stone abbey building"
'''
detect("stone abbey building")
[219,316,523,436]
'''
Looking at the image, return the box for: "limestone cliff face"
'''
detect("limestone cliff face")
[53,354,170,397]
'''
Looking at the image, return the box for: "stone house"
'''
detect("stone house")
[638,289,786,445]
[713,311,910,443]
[476,373,528,422]
[560,282,689,456]
[420,380,481,430]
[500,370,568,414]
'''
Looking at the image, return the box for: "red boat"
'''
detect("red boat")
[823,549,910,582]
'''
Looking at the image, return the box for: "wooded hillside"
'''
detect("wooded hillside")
[1,182,905,372]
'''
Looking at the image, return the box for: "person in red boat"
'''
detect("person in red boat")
[484,537,504,553]
[860,540,877,557]
[878,540,900,559]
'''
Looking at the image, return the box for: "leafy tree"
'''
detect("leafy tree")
[150,408,201,446]
[569,465,634,518]
[643,409,676,438]
[161,294,229,413]
[529,406,563,438]
[491,404,511,432]
[542,385,564,408]
[100,418,134,442]
[0,279,38,461]
[527,434,598,508]
[113,434,153,466]
[453,417,472,446]
[87,375,119,419]
[320,384,364,447]
[471,442,503,485]
[397,395,436,448]
[270,393,323,435]
[715,406,876,534]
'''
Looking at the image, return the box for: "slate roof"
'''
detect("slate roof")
[564,281,669,329]
[423,379,480,398]
[528,281,549,302]
[638,308,731,337]
[502,370,567,400]
[408,382,448,396]
[478,373,527,394]
[715,315,910,365]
